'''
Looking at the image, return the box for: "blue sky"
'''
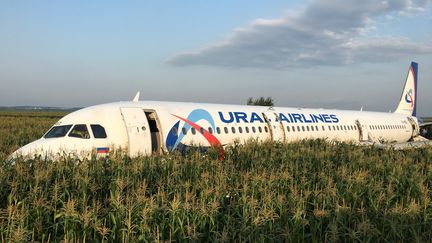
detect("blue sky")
[1,0,431,115]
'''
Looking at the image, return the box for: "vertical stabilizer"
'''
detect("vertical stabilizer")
[395,62,418,116]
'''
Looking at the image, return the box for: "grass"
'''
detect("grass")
[0,111,431,242]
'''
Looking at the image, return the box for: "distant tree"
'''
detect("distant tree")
[247,97,274,106]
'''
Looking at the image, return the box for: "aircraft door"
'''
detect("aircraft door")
[407,117,420,138]
[262,112,286,142]
[144,110,162,153]
[355,119,369,142]
[120,107,152,156]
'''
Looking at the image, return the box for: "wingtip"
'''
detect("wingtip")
[133,91,140,102]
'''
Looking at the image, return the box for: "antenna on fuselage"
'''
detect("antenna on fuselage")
[133,92,140,102]
[360,106,363,111]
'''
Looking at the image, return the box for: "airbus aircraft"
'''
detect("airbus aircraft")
[11,62,429,159]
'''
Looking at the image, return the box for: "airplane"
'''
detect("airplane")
[10,62,431,159]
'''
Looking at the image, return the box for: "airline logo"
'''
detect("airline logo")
[218,112,339,124]
[166,109,222,152]
[405,89,414,107]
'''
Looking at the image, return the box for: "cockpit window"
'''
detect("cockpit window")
[68,124,90,139]
[91,124,107,138]
[44,125,73,138]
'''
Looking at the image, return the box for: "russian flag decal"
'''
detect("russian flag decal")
[96,147,109,154]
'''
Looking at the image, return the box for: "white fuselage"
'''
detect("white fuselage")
[12,101,418,158]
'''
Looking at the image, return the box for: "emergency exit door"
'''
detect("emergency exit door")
[355,119,369,142]
[120,107,152,156]
[262,112,286,142]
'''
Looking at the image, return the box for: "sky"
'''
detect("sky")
[1,0,431,115]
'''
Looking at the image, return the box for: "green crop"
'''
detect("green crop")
[0,111,431,242]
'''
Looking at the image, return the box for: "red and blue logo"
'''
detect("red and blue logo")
[405,88,414,107]
[166,109,223,157]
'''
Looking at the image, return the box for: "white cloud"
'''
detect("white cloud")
[167,0,432,69]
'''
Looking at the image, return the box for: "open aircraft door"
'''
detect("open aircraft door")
[263,111,286,142]
[407,117,420,138]
[120,107,152,157]
[355,119,370,142]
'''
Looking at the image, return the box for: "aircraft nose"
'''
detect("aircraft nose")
[9,139,48,159]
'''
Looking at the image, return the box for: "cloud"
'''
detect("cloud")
[167,0,432,69]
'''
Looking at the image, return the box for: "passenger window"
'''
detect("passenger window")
[302,126,305,132]
[287,126,290,132]
[315,125,319,131]
[328,125,331,131]
[264,127,268,133]
[182,127,187,135]
[231,127,236,134]
[292,126,295,132]
[258,127,263,133]
[306,126,310,131]
[69,124,90,139]
[208,127,213,134]
[322,125,325,131]
[172,127,178,136]
[216,127,221,134]
[191,128,196,135]
[252,127,256,133]
[245,127,249,133]
[238,127,243,133]
[224,127,229,134]
[297,126,300,132]
[200,127,205,134]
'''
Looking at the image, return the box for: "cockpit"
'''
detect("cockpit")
[10,103,139,159]
[44,124,107,140]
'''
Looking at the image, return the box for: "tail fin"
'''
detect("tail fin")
[395,62,418,116]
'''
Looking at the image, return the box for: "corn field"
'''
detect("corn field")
[0,111,431,242]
